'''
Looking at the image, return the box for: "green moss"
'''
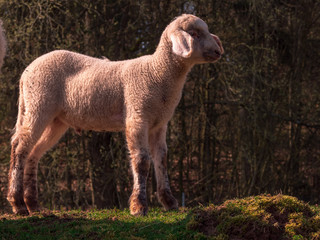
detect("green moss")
[188,194,320,239]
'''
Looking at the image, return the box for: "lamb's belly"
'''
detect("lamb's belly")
[60,112,125,132]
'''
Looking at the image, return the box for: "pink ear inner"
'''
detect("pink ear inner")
[171,31,193,58]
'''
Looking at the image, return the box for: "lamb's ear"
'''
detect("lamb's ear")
[170,30,193,58]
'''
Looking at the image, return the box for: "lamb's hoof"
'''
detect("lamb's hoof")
[129,194,148,216]
[165,200,179,212]
[158,189,179,211]
[130,205,148,216]
[24,198,40,215]
[13,206,29,216]
[7,196,29,216]
[26,206,40,215]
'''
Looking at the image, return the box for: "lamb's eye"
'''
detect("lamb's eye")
[189,30,199,39]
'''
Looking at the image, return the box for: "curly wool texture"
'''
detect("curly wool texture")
[19,36,188,134]
[16,14,223,135]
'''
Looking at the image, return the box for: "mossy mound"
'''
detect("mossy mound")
[187,194,320,240]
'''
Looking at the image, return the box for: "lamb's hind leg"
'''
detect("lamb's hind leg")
[149,126,178,211]
[7,127,43,215]
[7,111,55,215]
[7,135,30,215]
[24,118,68,214]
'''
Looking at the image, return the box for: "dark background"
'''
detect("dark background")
[0,0,320,212]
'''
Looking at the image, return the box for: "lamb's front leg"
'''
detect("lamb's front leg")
[126,122,151,216]
[149,126,178,211]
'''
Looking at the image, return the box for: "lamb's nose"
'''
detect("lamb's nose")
[214,50,221,57]
[211,34,224,55]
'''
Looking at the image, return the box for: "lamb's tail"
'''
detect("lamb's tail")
[0,19,6,71]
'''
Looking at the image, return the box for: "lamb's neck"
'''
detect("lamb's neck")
[150,47,193,91]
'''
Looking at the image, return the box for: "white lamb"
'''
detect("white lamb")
[7,14,223,216]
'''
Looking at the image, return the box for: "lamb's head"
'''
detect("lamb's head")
[165,14,224,64]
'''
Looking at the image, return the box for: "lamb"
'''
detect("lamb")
[7,14,224,216]
[0,20,6,70]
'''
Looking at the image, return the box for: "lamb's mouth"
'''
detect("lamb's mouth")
[203,51,221,62]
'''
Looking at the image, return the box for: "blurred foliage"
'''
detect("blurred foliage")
[0,0,320,212]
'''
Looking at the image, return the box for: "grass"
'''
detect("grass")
[1,195,320,239]
[0,208,198,240]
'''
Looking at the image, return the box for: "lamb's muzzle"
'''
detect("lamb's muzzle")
[7,14,223,216]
